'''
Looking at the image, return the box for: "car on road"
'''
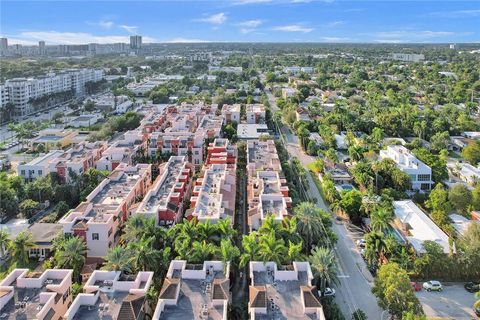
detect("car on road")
[423,280,443,292]
[320,288,336,297]
[411,281,422,292]
[464,282,480,293]
[356,239,366,248]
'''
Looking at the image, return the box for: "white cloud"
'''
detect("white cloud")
[238,20,263,28]
[198,13,227,25]
[119,25,138,34]
[273,24,314,33]
[237,19,263,34]
[430,9,480,18]
[366,29,470,43]
[166,37,211,43]
[86,20,114,29]
[9,31,156,45]
[326,20,345,27]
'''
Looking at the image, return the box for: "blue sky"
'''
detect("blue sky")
[1,1,479,44]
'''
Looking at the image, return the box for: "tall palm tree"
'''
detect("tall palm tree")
[128,236,161,272]
[309,246,339,292]
[122,215,151,243]
[258,214,282,236]
[0,230,10,259]
[54,236,86,279]
[370,207,393,233]
[258,231,287,265]
[216,239,240,265]
[216,218,236,240]
[197,220,217,242]
[286,241,303,263]
[364,232,386,267]
[189,240,215,264]
[280,216,300,243]
[240,232,260,268]
[294,202,325,253]
[103,246,133,274]
[9,231,35,267]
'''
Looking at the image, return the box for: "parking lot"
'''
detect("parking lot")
[416,283,478,319]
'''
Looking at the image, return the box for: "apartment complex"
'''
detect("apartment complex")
[221,104,241,124]
[379,145,433,191]
[248,261,325,320]
[17,141,107,182]
[248,170,292,231]
[246,104,266,124]
[1,68,104,118]
[246,140,282,177]
[188,163,236,225]
[154,260,230,320]
[146,104,223,167]
[64,270,153,320]
[136,156,193,227]
[246,139,291,231]
[0,269,73,320]
[96,130,146,171]
[17,150,65,182]
[59,163,152,260]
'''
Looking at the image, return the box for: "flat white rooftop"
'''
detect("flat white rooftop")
[394,200,450,253]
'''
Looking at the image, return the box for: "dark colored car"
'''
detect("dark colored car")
[464,282,480,293]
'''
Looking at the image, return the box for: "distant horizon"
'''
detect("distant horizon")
[1,1,479,45]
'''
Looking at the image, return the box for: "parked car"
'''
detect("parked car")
[320,288,336,297]
[464,282,480,293]
[423,280,443,292]
[411,281,422,292]
[474,302,480,317]
[356,239,366,248]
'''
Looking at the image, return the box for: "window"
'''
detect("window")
[21,170,25,175]
[421,183,431,191]
[92,233,99,240]
[409,174,417,182]
[418,174,431,182]
[38,170,43,176]
[65,232,72,238]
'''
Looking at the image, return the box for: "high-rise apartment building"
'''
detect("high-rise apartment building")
[130,35,142,49]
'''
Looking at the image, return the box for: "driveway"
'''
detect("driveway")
[416,283,478,319]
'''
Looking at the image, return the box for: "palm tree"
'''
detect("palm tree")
[258,231,287,265]
[197,220,217,242]
[9,231,35,267]
[370,207,393,233]
[280,216,300,243]
[286,241,303,263]
[294,202,325,253]
[122,215,150,243]
[258,214,282,236]
[0,230,10,259]
[364,232,386,267]
[54,236,86,279]
[216,218,236,240]
[103,247,133,274]
[189,240,215,264]
[128,236,162,272]
[216,239,240,265]
[309,246,339,292]
[240,232,260,268]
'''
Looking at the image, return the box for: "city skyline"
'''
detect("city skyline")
[1,0,479,44]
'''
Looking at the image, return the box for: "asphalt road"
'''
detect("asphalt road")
[265,87,384,319]
[416,283,478,319]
